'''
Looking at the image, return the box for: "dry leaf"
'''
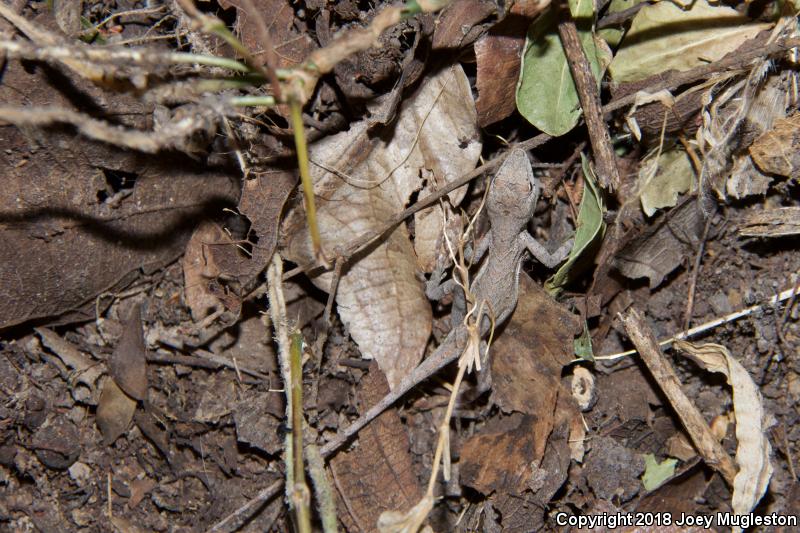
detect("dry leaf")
[108,304,148,402]
[0,60,239,330]
[218,167,297,284]
[474,15,530,127]
[183,221,226,321]
[614,198,704,289]
[432,0,495,50]
[460,414,571,532]
[492,274,579,415]
[330,363,424,532]
[674,340,773,516]
[283,65,481,389]
[608,0,769,83]
[96,376,137,445]
[218,0,316,69]
[639,148,695,217]
[739,207,800,237]
[749,112,800,179]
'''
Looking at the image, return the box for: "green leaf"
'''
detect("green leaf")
[608,0,770,83]
[546,155,606,294]
[516,11,610,137]
[569,0,594,19]
[641,454,678,491]
[639,148,696,217]
[574,320,594,361]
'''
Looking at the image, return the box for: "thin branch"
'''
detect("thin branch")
[558,16,620,190]
[594,283,800,362]
[0,106,216,153]
[620,308,737,486]
[0,39,252,73]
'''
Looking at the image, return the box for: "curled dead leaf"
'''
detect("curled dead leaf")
[674,340,773,516]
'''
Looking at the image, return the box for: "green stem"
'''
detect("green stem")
[289,98,324,262]
[289,332,312,533]
[167,52,251,73]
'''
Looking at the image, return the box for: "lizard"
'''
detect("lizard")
[319,148,573,459]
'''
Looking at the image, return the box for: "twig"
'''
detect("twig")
[206,480,282,533]
[0,37,251,74]
[684,217,713,330]
[619,308,737,485]
[557,16,620,190]
[0,106,216,153]
[595,283,800,362]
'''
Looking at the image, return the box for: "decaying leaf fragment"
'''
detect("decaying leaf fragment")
[674,340,773,516]
[639,148,696,217]
[96,376,137,445]
[749,112,800,179]
[108,304,148,402]
[96,304,149,445]
[282,65,481,389]
[614,198,704,289]
[330,364,424,532]
[739,207,800,237]
[608,0,769,83]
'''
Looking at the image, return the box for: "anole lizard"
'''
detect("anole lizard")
[319,148,572,459]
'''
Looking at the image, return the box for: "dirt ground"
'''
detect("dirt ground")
[0,1,799,532]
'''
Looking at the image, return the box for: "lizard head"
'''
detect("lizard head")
[487,148,539,224]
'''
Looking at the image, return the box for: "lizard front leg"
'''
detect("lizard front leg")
[519,232,573,269]
[426,233,493,328]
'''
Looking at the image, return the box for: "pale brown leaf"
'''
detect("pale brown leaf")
[283,65,481,389]
[96,376,137,445]
[674,340,773,516]
[183,221,226,321]
[749,112,800,179]
[108,304,148,402]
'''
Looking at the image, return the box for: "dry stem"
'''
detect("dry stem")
[620,308,737,485]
